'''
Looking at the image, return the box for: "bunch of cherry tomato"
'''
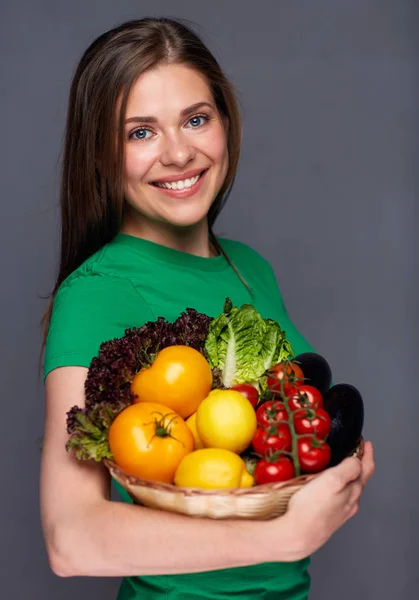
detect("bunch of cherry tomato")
[232,361,332,485]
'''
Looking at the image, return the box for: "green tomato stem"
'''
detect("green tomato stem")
[268,362,302,477]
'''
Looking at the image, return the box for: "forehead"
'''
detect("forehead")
[125,63,214,117]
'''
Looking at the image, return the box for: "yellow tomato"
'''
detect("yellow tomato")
[174,448,254,489]
[108,402,194,482]
[131,345,212,419]
[196,389,257,454]
[185,412,205,449]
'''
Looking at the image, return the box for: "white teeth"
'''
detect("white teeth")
[155,173,202,190]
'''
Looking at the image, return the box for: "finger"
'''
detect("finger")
[327,455,362,491]
[360,441,376,486]
[346,501,360,521]
[348,479,363,506]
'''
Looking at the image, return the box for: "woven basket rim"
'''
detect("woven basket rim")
[104,437,364,497]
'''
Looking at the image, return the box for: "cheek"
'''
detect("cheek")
[215,137,229,181]
[207,128,229,164]
[124,146,155,184]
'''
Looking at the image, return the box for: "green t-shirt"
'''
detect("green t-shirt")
[45,232,315,600]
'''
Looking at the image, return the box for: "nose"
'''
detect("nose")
[159,131,196,168]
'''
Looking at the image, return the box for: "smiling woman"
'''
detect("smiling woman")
[121,64,229,241]
[40,15,374,600]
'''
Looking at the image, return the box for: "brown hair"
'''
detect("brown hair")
[41,17,245,350]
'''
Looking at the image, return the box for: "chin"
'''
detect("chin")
[161,204,212,229]
[164,214,208,229]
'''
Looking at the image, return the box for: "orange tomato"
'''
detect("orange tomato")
[108,402,194,482]
[131,345,213,419]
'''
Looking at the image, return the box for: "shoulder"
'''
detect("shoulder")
[52,246,155,332]
[55,240,147,301]
[218,237,274,272]
[45,248,155,378]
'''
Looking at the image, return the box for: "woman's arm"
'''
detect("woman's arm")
[40,366,375,578]
[40,366,302,578]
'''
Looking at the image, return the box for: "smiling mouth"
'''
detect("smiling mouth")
[151,170,207,191]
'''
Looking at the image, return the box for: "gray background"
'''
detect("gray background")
[1,0,417,598]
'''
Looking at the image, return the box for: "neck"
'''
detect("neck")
[120,217,216,258]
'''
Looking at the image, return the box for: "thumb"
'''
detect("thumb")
[326,455,362,490]
[360,441,375,486]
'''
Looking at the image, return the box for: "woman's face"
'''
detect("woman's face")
[121,63,229,232]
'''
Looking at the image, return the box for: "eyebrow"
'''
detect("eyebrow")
[125,101,215,125]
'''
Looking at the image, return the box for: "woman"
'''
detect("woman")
[40,17,375,600]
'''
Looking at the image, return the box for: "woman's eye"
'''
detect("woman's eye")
[188,115,209,128]
[129,128,153,141]
[128,115,210,140]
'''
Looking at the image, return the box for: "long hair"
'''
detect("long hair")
[41,17,243,347]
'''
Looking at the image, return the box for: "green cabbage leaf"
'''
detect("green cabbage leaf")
[205,298,294,388]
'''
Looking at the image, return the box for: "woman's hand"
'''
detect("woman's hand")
[283,441,375,559]
[42,365,375,574]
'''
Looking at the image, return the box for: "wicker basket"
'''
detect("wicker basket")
[104,438,364,520]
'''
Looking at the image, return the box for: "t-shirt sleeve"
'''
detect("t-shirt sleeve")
[44,272,155,379]
[264,261,317,355]
[219,238,317,355]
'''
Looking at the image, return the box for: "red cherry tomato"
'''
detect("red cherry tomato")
[297,436,331,473]
[254,456,295,484]
[267,361,305,394]
[293,407,331,439]
[252,424,292,455]
[272,383,300,401]
[230,384,259,409]
[256,400,288,428]
[288,385,324,411]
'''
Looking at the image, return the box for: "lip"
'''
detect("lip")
[150,168,208,199]
[151,168,206,184]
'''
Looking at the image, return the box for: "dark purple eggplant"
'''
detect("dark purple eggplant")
[323,383,364,466]
[293,352,332,396]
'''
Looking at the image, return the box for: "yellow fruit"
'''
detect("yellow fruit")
[174,448,254,490]
[185,412,205,449]
[240,469,255,488]
[196,389,257,454]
